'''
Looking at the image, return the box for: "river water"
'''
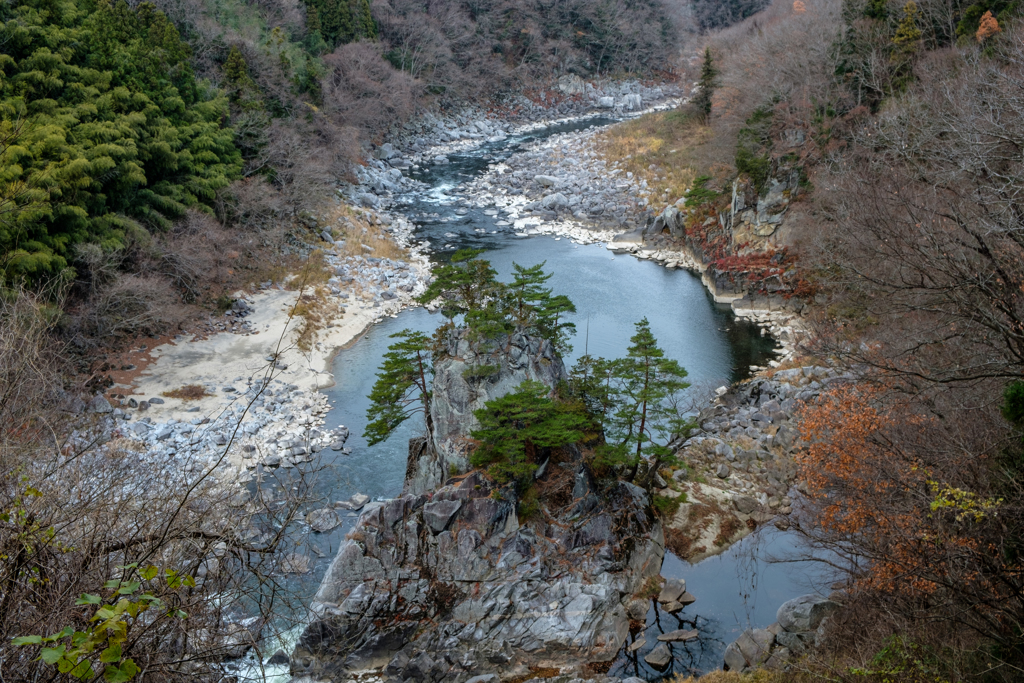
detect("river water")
[245,116,824,679]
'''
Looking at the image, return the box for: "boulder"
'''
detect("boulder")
[776,630,811,654]
[88,395,113,414]
[657,578,686,604]
[733,495,759,514]
[557,74,586,95]
[774,423,798,453]
[356,192,380,208]
[625,598,649,620]
[597,96,615,108]
[623,93,643,111]
[280,553,311,574]
[735,627,775,666]
[541,193,569,210]
[422,499,461,534]
[658,629,698,642]
[644,642,672,669]
[716,464,730,479]
[534,175,559,187]
[307,508,342,533]
[723,641,746,671]
[777,594,839,633]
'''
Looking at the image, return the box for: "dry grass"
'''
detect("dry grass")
[291,286,342,353]
[714,515,743,547]
[595,109,711,203]
[324,204,409,261]
[161,384,211,400]
[635,575,663,600]
[670,671,788,682]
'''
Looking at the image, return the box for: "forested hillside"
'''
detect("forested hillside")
[1,0,684,345]
[614,0,1024,677]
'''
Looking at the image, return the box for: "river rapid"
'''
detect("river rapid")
[242,115,823,681]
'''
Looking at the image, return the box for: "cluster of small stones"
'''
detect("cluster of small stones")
[194,298,260,337]
[342,80,682,243]
[308,208,432,317]
[682,365,849,506]
[397,80,682,164]
[459,122,676,239]
[75,381,349,486]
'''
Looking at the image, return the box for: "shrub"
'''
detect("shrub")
[653,494,683,518]
[635,575,663,600]
[518,485,541,522]
[161,385,211,401]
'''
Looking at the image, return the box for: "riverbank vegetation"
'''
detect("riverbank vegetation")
[0,290,333,681]
[596,0,1024,677]
[1,0,690,364]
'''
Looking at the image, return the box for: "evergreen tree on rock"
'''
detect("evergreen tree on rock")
[596,318,693,485]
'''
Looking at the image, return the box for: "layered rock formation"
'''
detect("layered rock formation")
[405,330,567,496]
[293,327,667,680]
[291,470,663,681]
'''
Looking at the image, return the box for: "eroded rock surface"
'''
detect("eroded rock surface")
[405,330,567,496]
[292,471,664,681]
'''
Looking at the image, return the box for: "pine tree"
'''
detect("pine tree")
[355,0,376,40]
[224,45,249,83]
[864,0,887,20]
[306,5,322,35]
[507,261,576,351]
[312,0,354,47]
[597,319,693,485]
[691,48,718,123]
[364,330,433,445]
[417,249,505,334]
[471,380,589,489]
[537,293,576,353]
[508,262,552,326]
[892,2,922,53]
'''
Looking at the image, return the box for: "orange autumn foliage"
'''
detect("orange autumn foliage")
[799,386,1016,598]
[977,10,1001,42]
[793,0,807,12]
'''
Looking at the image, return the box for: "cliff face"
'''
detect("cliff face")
[292,471,663,681]
[405,329,567,496]
[294,328,667,681]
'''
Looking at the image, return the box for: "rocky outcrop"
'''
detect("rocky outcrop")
[723,593,841,672]
[657,365,851,562]
[292,470,664,681]
[405,330,567,496]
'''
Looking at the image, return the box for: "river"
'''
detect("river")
[239,114,823,681]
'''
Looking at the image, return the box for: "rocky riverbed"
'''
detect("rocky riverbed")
[66,81,834,681]
[75,208,432,490]
[653,364,849,564]
[341,79,682,248]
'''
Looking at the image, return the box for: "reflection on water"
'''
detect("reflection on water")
[233,114,799,680]
[611,527,831,679]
